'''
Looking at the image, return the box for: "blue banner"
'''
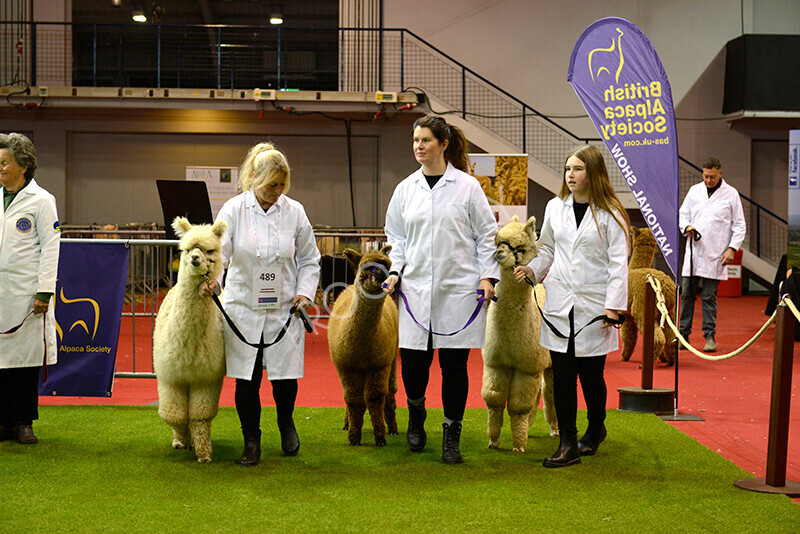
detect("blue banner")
[568,17,680,279]
[39,243,129,397]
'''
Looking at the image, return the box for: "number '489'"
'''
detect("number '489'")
[260,273,276,281]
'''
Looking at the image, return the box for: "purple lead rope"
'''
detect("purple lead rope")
[394,288,496,337]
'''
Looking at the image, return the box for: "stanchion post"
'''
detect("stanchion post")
[641,279,655,389]
[766,304,795,487]
[734,303,800,496]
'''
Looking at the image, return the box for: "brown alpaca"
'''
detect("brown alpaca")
[328,246,399,446]
[482,216,558,452]
[621,226,677,364]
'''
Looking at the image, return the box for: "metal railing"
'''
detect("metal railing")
[61,227,387,378]
[3,21,787,266]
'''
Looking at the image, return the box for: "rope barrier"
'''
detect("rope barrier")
[784,295,800,323]
[644,273,793,362]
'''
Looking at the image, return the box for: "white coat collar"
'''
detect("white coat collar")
[413,162,457,191]
[564,193,594,235]
[247,189,286,215]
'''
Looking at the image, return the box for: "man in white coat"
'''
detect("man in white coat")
[679,157,746,352]
[0,133,61,445]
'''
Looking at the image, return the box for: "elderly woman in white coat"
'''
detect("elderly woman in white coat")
[383,115,499,464]
[206,142,320,467]
[0,133,61,445]
[678,157,745,352]
[515,145,629,468]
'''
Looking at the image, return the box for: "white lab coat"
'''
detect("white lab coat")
[216,191,320,380]
[527,195,628,356]
[0,179,61,368]
[679,179,746,280]
[385,163,499,350]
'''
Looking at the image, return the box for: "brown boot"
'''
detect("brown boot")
[14,424,38,445]
[237,436,261,466]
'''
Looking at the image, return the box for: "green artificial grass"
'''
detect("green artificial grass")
[2,406,798,533]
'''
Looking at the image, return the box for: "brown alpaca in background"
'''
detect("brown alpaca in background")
[328,246,399,446]
[621,226,677,364]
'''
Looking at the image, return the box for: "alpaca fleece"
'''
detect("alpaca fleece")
[153,217,227,462]
[328,246,398,446]
[482,216,558,452]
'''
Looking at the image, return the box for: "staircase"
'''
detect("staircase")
[367,29,784,283]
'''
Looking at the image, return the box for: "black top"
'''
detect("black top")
[424,173,444,189]
[573,201,590,227]
[707,181,722,197]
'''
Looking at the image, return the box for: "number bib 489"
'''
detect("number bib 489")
[253,265,282,309]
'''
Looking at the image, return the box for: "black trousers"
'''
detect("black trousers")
[0,366,41,426]
[235,347,298,440]
[400,332,470,422]
[550,325,607,438]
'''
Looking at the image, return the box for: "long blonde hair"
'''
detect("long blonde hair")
[237,142,291,194]
[560,145,630,248]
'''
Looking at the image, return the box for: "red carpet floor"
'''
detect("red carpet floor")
[41,295,800,494]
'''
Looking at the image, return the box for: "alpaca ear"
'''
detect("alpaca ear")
[525,216,537,240]
[211,219,228,238]
[379,244,392,256]
[172,217,192,238]
[630,226,640,239]
[343,248,362,274]
[510,215,520,223]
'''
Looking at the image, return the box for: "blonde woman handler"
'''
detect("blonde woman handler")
[383,115,499,464]
[0,133,61,445]
[515,145,629,468]
[205,143,320,466]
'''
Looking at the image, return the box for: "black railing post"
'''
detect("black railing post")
[30,23,37,86]
[756,205,762,257]
[93,24,97,87]
[217,27,221,90]
[400,30,404,91]
[177,45,181,88]
[277,27,282,89]
[461,66,466,119]
[157,25,161,88]
[118,36,123,87]
[339,28,344,91]
[522,104,527,154]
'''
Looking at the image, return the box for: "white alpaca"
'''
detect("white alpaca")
[153,217,227,462]
[328,246,399,446]
[482,216,558,452]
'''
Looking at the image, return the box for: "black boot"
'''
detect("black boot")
[543,431,581,468]
[407,399,427,452]
[278,416,300,456]
[441,422,463,464]
[237,435,261,466]
[578,425,607,456]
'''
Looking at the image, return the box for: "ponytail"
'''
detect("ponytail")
[412,115,470,172]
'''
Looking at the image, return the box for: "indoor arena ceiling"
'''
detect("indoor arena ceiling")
[71,0,338,27]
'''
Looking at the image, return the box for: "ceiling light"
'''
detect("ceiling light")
[270,3,283,25]
[132,9,147,22]
[112,0,122,6]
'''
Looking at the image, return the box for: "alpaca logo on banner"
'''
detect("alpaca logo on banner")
[568,17,680,279]
[55,289,100,341]
[589,28,624,83]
